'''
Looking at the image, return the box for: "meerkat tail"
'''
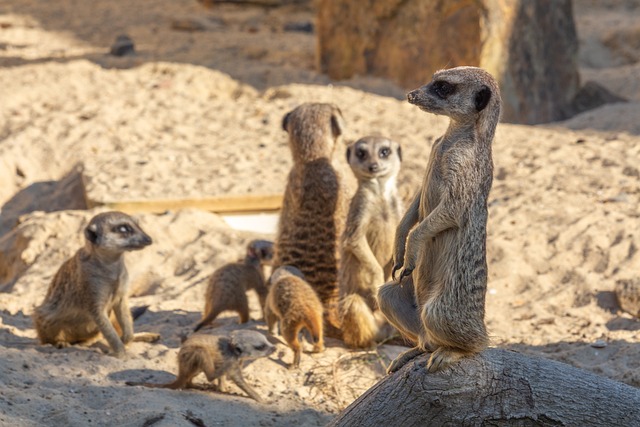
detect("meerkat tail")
[340,294,379,349]
[125,380,180,389]
[193,307,223,332]
[132,332,161,343]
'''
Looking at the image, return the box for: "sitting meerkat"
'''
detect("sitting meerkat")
[339,136,403,349]
[32,211,158,357]
[265,266,324,368]
[194,240,274,332]
[378,66,501,373]
[273,103,351,337]
[126,330,275,403]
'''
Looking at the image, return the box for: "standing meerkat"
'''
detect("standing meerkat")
[32,211,157,357]
[265,266,324,368]
[126,330,275,403]
[194,240,274,332]
[339,136,403,349]
[274,103,350,334]
[377,66,501,373]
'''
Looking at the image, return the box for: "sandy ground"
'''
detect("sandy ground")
[0,0,639,426]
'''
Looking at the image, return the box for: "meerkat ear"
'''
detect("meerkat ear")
[397,145,403,162]
[346,146,352,163]
[330,107,344,138]
[475,85,492,112]
[282,111,292,132]
[84,223,99,244]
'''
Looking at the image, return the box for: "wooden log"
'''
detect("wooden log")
[329,348,640,426]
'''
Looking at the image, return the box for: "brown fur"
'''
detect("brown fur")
[265,266,324,368]
[273,103,351,335]
[194,240,273,332]
[32,211,156,357]
[377,67,501,373]
[126,330,275,402]
[338,136,403,348]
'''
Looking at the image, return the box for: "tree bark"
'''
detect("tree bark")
[329,348,640,426]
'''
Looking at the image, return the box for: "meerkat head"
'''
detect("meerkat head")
[407,66,501,138]
[346,136,402,181]
[84,211,153,254]
[246,239,274,265]
[228,330,276,359]
[281,103,344,162]
[270,265,306,284]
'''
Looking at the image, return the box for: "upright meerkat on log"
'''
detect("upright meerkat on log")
[32,211,156,357]
[273,102,350,334]
[338,136,403,349]
[377,67,500,373]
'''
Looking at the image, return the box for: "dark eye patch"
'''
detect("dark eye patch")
[356,148,367,160]
[255,343,267,351]
[379,147,391,158]
[431,80,456,99]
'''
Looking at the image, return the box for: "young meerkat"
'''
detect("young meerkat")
[273,103,351,336]
[265,266,324,368]
[339,136,403,349]
[126,330,275,403]
[194,240,274,332]
[377,66,501,373]
[32,211,157,357]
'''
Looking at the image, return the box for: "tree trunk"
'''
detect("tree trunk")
[329,348,640,426]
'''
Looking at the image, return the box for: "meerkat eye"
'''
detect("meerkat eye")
[379,147,390,158]
[432,81,455,99]
[255,343,267,351]
[115,224,133,234]
[356,149,367,160]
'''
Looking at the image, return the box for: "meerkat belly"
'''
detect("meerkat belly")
[366,215,394,267]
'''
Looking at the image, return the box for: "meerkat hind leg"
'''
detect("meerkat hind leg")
[427,347,468,373]
[387,347,427,373]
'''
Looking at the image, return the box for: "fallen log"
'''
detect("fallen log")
[329,348,640,426]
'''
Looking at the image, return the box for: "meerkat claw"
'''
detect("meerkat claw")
[400,268,413,278]
[391,264,403,280]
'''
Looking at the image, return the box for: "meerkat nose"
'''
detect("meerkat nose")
[407,90,419,104]
[369,163,379,173]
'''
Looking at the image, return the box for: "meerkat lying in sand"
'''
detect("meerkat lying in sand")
[194,240,274,332]
[126,329,275,403]
[32,211,158,357]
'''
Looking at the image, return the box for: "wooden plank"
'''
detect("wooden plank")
[85,194,283,215]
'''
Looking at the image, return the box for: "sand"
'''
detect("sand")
[0,0,638,426]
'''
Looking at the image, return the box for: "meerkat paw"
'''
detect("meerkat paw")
[54,341,70,349]
[387,346,425,374]
[427,347,466,372]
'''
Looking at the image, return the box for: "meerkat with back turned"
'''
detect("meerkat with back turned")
[274,103,351,335]
[265,266,324,368]
[339,136,403,349]
[194,240,273,332]
[126,329,275,403]
[377,66,501,373]
[32,211,157,357]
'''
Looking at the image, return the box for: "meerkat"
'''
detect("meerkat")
[338,136,403,349]
[377,66,501,373]
[265,266,324,368]
[126,330,275,403]
[194,240,274,332]
[274,102,351,335]
[32,211,158,357]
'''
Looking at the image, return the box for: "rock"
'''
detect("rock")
[615,278,640,318]
[109,34,135,57]
[316,0,581,125]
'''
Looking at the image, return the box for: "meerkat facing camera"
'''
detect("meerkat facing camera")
[378,66,501,373]
[194,240,273,332]
[339,136,403,349]
[265,266,324,368]
[32,211,157,357]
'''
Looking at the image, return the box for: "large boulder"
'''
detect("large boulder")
[316,0,580,124]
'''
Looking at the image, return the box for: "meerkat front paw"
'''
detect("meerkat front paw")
[387,346,425,374]
[399,231,421,278]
